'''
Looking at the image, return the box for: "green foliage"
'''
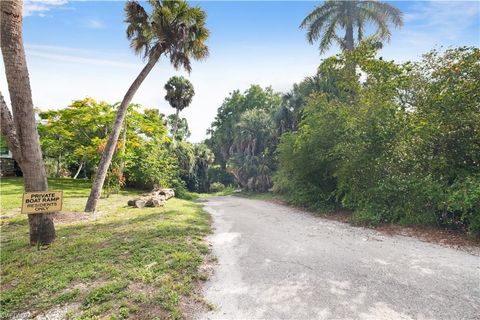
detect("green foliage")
[37,98,212,195]
[300,0,403,52]
[206,85,281,191]
[37,98,115,178]
[209,182,225,193]
[208,165,235,186]
[275,45,480,235]
[164,76,195,113]
[166,114,191,141]
[0,134,8,155]
[124,0,209,72]
[84,282,128,307]
[0,178,210,319]
[104,166,126,197]
[125,140,180,189]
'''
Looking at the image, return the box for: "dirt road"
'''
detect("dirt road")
[198,196,480,320]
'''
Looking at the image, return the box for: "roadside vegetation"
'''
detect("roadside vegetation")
[206,1,479,237]
[0,0,478,317]
[0,178,211,319]
[208,44,480,237]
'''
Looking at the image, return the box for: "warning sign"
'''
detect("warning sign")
[21,191,63,214]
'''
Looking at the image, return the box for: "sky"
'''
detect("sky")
[1,0,479,142]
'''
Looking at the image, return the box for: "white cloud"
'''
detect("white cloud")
[27,51,140,69]
[23,0,68,17]
[405,1,479,40]
[82,18,105,29]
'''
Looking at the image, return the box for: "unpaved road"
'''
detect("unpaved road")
[198,196,480,320]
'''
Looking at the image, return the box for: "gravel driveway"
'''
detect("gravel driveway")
[197,196,480,320]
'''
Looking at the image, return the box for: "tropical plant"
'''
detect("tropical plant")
[164,76,195,140]
[192,143,215,192]
[0,0,55,245]
[166,114,191,141]
[85,0,209,212]
[207,87,280,192]
[274,44,480,235]
[38,98,116,179]
[300,0,403,53]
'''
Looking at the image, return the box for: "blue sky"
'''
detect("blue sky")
[1,0,479,141]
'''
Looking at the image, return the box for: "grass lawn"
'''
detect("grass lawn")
[0,178,211,319]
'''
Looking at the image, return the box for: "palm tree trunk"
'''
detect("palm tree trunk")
[172,108,180,141]
[344,21,354,51]
[73,161,84,179]
[1,0,55,245]
[85,48,162,212]
[119,112,127,176]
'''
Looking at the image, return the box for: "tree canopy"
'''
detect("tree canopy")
[300,0,403,52]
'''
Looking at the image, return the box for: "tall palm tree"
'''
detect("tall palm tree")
[1,0,55,245]
[300,0,403,53]
[85,0,209,212]
[164,76,195,141]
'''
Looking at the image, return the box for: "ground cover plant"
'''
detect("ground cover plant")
[0,178,210,319]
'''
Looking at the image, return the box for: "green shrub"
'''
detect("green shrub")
[210,182,225,193]
[275,45,480,233]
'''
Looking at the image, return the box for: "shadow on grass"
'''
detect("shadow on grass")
[0,201,210,319]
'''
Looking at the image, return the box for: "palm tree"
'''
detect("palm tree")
[193,143,214,193]
[1,0,55,245]
[85,0,209,212]
[164,76,195,141]
[228,109,275,192]
[300,0,403,53]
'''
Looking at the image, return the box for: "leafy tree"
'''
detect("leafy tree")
[228,109,276,192]
[166,114,191,141]
[125,140,180,190]
[86,0,209,212]
[164,76,195,141]
[300,0,403,53]
[38,98,115,179]
[275,44,480,235]
[207,85,281,191]
[0,0,54,245]
[192,143,214,193]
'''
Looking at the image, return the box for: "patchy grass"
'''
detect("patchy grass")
[181,186,237,201]
[0,178,210,319]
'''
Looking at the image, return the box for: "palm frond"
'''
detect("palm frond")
[362,1,403,28]
[300,1,338,29]
[318,14,341,54]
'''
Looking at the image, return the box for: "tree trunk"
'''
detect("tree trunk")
[344,21,354,51]
[119,113,127,176]
[85,48,162,212]
[1,0,55,245]
[172,108,180,141]
[73,161,84,179]
[343,18,356,77]
[56,155,61,177]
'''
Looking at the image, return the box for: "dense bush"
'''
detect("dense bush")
[274,45,480,235]
[206,85,281,191]
[36,99,215,196]
[210,182,226,193]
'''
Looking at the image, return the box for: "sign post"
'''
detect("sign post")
[21,191,63,214]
